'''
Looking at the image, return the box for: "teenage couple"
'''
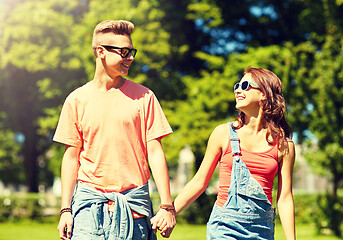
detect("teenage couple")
[54,20,295,240]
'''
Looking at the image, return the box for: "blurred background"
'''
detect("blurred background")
[0,0,343,239]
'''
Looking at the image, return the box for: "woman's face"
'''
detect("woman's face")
[235,73,264,112]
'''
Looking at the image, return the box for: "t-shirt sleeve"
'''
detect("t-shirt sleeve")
[145,92,172,142]
[53,95,83,147]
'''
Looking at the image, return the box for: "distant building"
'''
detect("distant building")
[169,144,332,196]
[292,144,331,193]
[171,145,195,194]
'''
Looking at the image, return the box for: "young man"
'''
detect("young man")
[54,20,175,240]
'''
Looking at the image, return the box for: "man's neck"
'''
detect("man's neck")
[92,74,125,91]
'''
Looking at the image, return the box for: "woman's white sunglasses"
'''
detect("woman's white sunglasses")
[234,80,260,93]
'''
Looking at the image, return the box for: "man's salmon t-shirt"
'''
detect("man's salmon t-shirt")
[53,79,172,193]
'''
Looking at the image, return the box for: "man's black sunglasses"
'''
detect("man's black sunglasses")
[101,45,137,58]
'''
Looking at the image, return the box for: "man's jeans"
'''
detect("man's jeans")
[70,182,156,240]
[72,205,150,240]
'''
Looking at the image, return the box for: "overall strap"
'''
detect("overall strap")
[228,122,241,156]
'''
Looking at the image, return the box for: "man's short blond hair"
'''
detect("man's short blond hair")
[92,20,135,50]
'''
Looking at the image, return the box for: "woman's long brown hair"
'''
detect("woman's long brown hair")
[235,67,292,149]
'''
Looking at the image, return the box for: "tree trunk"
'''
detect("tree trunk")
[23,128,39,193]
[330,172,342,237]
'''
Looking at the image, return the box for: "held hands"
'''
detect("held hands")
[151,204,176,238]
[57,209,73,240]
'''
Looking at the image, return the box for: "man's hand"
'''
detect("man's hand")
[57,212,73,240]
[151,209,176,238]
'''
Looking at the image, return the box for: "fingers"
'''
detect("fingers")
[57,225,68,240]
[151,209,176,238]
[57,214,73,240]
[150,217,158,233]
[157,217,165,228]
[160,222,173,238]
[66,222,73,239]
[158,219,168,233]
[161,228,172,238]
[151,214,167,234]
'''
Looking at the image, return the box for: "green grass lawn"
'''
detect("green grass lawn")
[0,221,341,240]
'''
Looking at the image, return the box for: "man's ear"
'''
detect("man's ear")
[97,46,106,58]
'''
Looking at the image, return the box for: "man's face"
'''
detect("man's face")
[97,33,135,77]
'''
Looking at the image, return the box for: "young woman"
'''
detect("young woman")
[171,67,295,239]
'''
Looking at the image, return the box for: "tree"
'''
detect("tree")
[0,113,24,185]
[160,1,343,233]
[0,0,178,192]
[0,0,86,192]
[297,1,343,235]
[273,0,343,235]
[73,0,173,93]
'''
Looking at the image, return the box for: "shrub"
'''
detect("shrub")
[293,193,319,224]
[0,193,47,222]
[176,193,217,224]
[313,194,343,236]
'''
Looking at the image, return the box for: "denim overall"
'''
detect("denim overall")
[207,123,275,240]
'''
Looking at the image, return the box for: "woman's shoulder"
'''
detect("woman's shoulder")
[278,137,295,161]
[284,137,295,150]
[210,123,232,150]
[212,122,234,135]
[212,121,240,138]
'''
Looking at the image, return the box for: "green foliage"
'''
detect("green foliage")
[0,0,174,190]
[151,192,216,224]
[313,194,343,236]
[187,0,223,28]
[0,0,342,236]
[0,0,78,72]
[0,194,47,222]
[176,193,216,224]
[162,68,235,164]
[292,193,320,224]
[0,0,87,191]
[286,5,343,234]
[0,130,24,184]
[0,112,23,184]
[75,0,171,87]
[163,43,294,164]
